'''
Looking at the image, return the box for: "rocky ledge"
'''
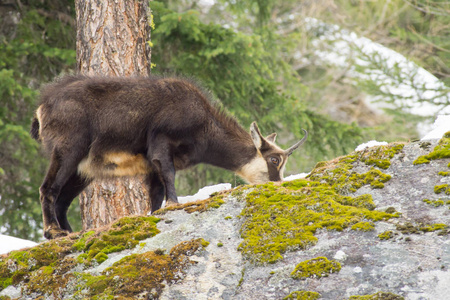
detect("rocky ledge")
[1,133,449,300]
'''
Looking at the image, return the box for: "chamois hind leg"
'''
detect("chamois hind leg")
[40,148,86,239]
[148,172,165,213]
[147,134,178,206]
[55,173,92,232]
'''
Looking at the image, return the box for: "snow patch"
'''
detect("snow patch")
[355,140,388,152]
[421,115,450,140]
[0,234,38,255]
[178,183,232,204]
[284,173,309,181]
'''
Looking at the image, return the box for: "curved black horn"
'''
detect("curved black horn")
[285,129,308,156]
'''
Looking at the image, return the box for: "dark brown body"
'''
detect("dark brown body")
[31,75,307,239]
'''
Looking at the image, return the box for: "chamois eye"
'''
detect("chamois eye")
[270,157,280,166]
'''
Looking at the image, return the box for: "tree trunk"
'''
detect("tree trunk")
[75,0,152,230]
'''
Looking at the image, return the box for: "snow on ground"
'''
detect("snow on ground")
[355,140,388,152]
[284,173,309,181]
[0,234,37,255]
[421,115,450,140]
[177,183,232,204]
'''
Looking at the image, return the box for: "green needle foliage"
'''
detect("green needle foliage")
[151,1,365,193]
[0,0,76,240]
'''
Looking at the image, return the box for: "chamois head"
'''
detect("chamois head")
[237,122,308,184]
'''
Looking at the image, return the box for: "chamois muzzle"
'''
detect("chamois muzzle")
[285,129,308,156]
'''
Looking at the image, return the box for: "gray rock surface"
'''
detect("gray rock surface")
[1,139,449,300]
[154,140,450,299]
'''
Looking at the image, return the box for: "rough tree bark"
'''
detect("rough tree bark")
[75,0,152,230]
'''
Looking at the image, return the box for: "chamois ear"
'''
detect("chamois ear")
[250,122,269,150]
[266,133,277,143]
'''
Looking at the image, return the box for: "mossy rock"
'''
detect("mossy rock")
[154,194,225,215]
[0,215,161,293]
[239,144,401,264]
[360,143,404,169]
[76,216,161,265]
[291,257,341,280]
[378,231,395,240]
[347,291,404,299]
[283,290,321,300]
[414,132,450,165]
[422,199,447,207]
[434,184,449,195]
[80,238,209,299]
[351,221,375,232]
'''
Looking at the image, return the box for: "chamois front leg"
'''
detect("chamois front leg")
[55,173,91,232]
[147,134,179,208]
[148,172,165,212]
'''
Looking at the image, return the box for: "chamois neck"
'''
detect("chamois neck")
[203,121,256,171]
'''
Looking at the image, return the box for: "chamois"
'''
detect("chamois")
[31,75,308,239]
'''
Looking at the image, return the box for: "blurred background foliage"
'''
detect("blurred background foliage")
[0,0,448,240]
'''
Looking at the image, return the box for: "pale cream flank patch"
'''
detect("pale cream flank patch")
[236,151,269,184]
[78,152,151,178]
[36,105,43,138]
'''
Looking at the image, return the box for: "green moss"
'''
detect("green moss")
[413,156,430,165]
[347,291,404,299]
[419,223,448,232]
[378,231,394,240]
[72,230,96,251]
[352,222,375,231]
[239,146,399,264]
[77,216,160,265]
[360,143,404,169]
[217,242,224,247]
[0,216,161,292]
[308,157,392,194]
[23,256,77,298]
[283,291,321,300]
[200,239,210,248]
[336,194,376,210]
[434,184,450,195]
[225,216,232,220]
[291,257,341,280]
[80,238,208,299]
[414,132,450,164]
[94,252,109,264]
[396,222,448,234]
[438,171,449,176]
[422,199,446,207]
[0,237,74,289]
[396,223,419,234]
